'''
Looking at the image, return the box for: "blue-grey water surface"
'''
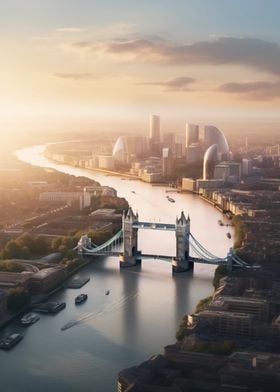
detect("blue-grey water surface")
[0,145,233,392]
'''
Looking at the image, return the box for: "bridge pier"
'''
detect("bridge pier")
[119,208,141,268]
[173,211,192,273]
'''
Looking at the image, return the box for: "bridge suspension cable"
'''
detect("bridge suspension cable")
[189,233,226,262]
[76,229,123,255]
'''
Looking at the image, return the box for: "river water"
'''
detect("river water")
[0,145,233,392]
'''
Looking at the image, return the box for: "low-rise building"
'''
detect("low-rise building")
[208,296,269,321]
[28,265,68,293]
[193,310,260,338]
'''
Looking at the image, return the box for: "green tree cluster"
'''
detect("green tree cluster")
[62,258,82,272]
[7,287,31,312]
[0,233,50,259]
[176,314,189,341]
[51,236,79,259]
[213,265,228,289]
[0,259,25,273]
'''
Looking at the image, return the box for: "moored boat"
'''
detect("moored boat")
[20,312,40,325]
[32,302,66,314]
[0,333,23,350]
[75,294,88,305]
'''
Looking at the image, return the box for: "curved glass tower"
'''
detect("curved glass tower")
[112,137,127,163]
[204,125,229,158]
[203,144,218,180]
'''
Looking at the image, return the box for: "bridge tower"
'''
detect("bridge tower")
[172,211,192,272]
[226,247,234,272]
[119,207,141,268]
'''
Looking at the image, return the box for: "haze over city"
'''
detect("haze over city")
[2,0,280,137]
[1,2,280,392]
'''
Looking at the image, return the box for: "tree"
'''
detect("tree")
[213,265,228,289]
[0,260,25,272]
[1,240,22,259]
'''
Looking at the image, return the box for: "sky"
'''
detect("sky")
[2,0,280,132]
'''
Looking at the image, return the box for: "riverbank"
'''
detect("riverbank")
[4,143,230,392]
[0,255,94,331]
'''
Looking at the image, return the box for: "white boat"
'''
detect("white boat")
[20,312,40,325]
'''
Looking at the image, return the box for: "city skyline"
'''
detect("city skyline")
[2,0,280,134]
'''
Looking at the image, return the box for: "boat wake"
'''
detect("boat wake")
[61,290,138,331]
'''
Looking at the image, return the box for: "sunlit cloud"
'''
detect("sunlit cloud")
[56,27,84,33]
[68,35,280,76]
[137,76,196,91]
[218,81,280,100]
[54,72,97,80]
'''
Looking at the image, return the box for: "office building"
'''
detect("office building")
[149,114,160,143]
[214,161,241,183]
[186,123,199,147]
[242,158,253,177]
[162,147,174,177]
[186,142,202,164]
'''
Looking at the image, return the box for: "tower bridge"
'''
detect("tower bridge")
[75,207,249,273]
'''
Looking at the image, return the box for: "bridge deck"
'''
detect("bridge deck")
[132,222,176,231]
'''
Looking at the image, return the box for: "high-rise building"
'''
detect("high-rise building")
[242,158,253,177]
[162,147,174,177]
[112,136,127,163]
[203,144,218,180]
[186,143,202,164]
[149,115,160,143]
[203,125,230,159]
[149,115,161,156]
[174,133,186,158]
[185,123,199,148]
[163,132,176,155]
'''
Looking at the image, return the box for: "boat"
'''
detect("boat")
[166,196,175,203]
[105,290,110,295]
[32,302,66,314]
[75,294,88,305]
[218,220,224,226]
[131,191,136,194]
[227,232,231,239]
[0,333,23,350]
[20,312,40,326]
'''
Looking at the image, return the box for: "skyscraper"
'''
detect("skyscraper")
[203,125,229,159]
[149,115,160,144]
[186,123,199,148]
[149,114,161,156]
[203,144,218,180]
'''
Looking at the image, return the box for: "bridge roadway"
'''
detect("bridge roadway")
[80,250,228,265]
[132,222,176,231]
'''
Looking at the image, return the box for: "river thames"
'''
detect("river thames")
[0,145,233,392]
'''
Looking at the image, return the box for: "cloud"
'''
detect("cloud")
[72,36,280,76]
[54,72,96,80]
[138,76,195,91]
[56,28,84,33]
[218,81,280,100]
